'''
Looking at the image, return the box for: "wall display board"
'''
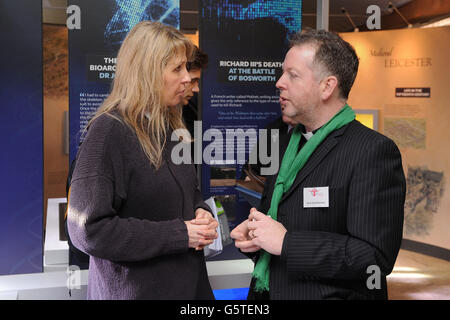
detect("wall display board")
[68,0,181,162]
[0,0,43,275]
[199,0,302,260]
[341,27,450,251]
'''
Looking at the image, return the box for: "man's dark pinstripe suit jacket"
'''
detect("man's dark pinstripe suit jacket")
[250,119,406,300]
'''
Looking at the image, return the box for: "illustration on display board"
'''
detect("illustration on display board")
[384,118,426,149]
[404,166,445,236]
[104,0,180,49]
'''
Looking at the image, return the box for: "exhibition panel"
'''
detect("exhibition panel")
[68,0,181,162]
[199,0,302,261]
[0,0,43,275]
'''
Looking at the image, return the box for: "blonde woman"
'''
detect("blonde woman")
[67,21,218,300]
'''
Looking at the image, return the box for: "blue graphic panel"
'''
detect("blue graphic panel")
[69,0,180,162]
[0,0,43,275]
[202,0,301,37]
[105,0,180,49]
[200,0,302,261]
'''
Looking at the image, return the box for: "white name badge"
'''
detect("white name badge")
[303,186,329,208]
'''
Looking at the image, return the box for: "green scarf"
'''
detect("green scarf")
[252,104,355,293]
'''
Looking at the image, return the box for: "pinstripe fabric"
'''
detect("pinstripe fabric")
[251,120,406,300]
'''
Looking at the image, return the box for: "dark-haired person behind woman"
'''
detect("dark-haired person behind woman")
[67,21,218,300]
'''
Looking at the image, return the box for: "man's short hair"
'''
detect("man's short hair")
[187,46,208,71]
[289,29,359,99]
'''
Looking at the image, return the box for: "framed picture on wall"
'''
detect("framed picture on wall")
[354,109,379,131]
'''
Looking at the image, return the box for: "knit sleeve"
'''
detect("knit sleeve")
[67,115,189,262]
[193,170,213,215]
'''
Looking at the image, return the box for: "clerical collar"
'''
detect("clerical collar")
[287,124,294,133]
[296,124,321,141]
[302,131,314,141]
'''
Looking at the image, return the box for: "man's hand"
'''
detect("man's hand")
[246,208,287,256]
[230,210,261,253]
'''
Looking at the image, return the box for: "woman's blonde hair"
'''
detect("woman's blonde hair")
[87,21,193,169]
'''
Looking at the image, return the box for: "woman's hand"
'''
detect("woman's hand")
[194,208,214,221]
[185,208,219,250]
[185,220,216,250]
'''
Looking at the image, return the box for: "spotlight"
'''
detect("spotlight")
[341,7,359,32]
[388,2,413,28]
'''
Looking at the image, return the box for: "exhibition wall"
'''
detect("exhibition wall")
[0,0,43,275]
[342,26,450,251]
